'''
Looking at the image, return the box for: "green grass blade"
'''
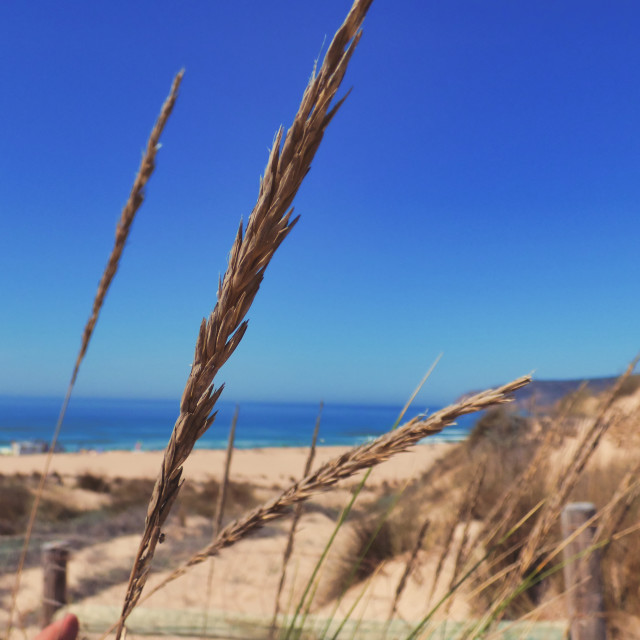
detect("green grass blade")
[284,359,441,640]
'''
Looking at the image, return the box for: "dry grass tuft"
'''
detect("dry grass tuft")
[76,473,111,494]
[109,479,158,513]
[0,480,32,535]
[513,357,638,585]
[595,462,640,550]
[0,477,82,537]
[322,513,396,606]
[463,357,640,627]
[164,478,259,527]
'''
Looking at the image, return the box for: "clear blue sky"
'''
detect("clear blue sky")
[1,1,638,406]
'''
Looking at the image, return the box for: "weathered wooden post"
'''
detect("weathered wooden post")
[561,502,607,640]
[42,541,69,627]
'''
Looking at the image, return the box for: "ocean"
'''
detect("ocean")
[0,395,479,452]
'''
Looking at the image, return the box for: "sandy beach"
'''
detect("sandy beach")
[0,442,465,639]
[0,442,455,488]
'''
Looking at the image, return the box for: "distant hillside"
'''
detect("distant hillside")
[459,375,633,411]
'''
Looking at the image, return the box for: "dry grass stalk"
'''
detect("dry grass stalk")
[426,464,484,607]
[610,520,640,543]
[113,2,374,636]
[214,408,239,537]
[448,464,485,593]
[71,68,183,387]
[468,555,522,603]
[594,461,640,552]
[426,514,458,606]
[388,515,430,621]
[6,70,184,640]
[437,464,485,618]
[513,357,638,582]
[531,476,640,582]
[477,357,639,625]
[203,406,238,633]
[465,502,544,603]
[477,382,588,549]
[270,403,323,635]
[125,375,531,614]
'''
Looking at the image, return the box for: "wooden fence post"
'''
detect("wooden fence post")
[42,541,69,627]
[561,502,607,640]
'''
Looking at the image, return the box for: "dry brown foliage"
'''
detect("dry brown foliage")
[464,357,640,626]
[513,357,638,584]
[476,384,588,550]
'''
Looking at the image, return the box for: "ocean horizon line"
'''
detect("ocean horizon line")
[0,395,478,453]
[0,393,445,411]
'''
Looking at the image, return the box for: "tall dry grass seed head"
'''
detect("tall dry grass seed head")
[114,1,375,636]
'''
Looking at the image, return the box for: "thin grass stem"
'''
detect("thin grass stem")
[388,515,431,621]
[5,70,183,640]
[202,406,238,634]
[288,357,442,640]
[321,480,409,640]
[340,565,383,640]
[447,464,485,598]
[270,403,322,638]
[407,498,544,640]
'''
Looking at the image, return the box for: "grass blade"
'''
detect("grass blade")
[289,356,443,639]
